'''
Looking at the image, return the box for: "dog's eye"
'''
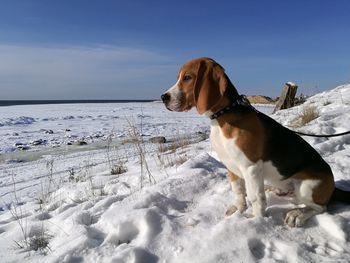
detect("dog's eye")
[183,75,192,81]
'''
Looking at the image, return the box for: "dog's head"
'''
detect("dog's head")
[161,57,236,114]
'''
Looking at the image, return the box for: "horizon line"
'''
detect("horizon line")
[0,99,158,107]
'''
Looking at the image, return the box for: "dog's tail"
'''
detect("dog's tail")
[330,187,350,204]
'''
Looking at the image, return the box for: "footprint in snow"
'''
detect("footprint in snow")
[104,220,139,246]
[248,238,266,260]
[264,239,299,262]
[314,241,345,257]
[74,210,97,226]
[102,208,163,247]
[133,191,188,214]
[85,226,106,247]
[111,246,159,263]
[35,211,52,221]
[91,195,127,214]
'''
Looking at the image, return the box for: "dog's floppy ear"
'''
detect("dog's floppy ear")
[193,59,227,114]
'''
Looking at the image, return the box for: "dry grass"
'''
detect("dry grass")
[11,174,52,252]
[157,136,191,153]
[323,100,331,106]
[110,162,128,175]
[14,230,52,252]
[158,132,208,153]
[24,230,52,252]
[299,106,319,126]
[10,175,29,248]
[105,135,128,175]
[126,119,156,188]
[156,152,189,168]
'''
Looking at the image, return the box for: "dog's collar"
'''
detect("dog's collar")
[209,95,254,120]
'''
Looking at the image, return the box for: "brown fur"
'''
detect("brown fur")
[228,170,240,182]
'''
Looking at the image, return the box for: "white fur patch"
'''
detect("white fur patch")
[164,73,183,111]
[295,179,322,210]
[210,120,252,178]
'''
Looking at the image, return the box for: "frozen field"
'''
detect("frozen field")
[0,102,209,159]
[0,85,349,262]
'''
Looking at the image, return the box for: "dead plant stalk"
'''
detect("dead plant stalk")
[126,118,155,188]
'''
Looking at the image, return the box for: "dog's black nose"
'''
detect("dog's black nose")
[161,93,170,103]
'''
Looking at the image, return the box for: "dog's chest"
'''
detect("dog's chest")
[210,122,289,189]
[210,123,253,178]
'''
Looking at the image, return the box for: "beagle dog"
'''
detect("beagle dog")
[161,57,349,227]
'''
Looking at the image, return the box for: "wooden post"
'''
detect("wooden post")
[273,82,298,113]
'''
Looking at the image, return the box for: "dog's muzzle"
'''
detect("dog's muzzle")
[161,93,173,111]
[161,93,170,104]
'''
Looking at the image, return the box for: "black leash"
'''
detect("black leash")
[293,130,350,138]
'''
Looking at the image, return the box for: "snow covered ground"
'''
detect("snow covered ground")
[0,84,349,262]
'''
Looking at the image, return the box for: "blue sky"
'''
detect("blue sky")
[0,0,350,100]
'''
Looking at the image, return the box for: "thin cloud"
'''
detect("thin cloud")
[0,44,172,99]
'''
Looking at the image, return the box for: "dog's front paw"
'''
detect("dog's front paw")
[285,209,306,227]
[225,205,238,216]
[225,203,247,216]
